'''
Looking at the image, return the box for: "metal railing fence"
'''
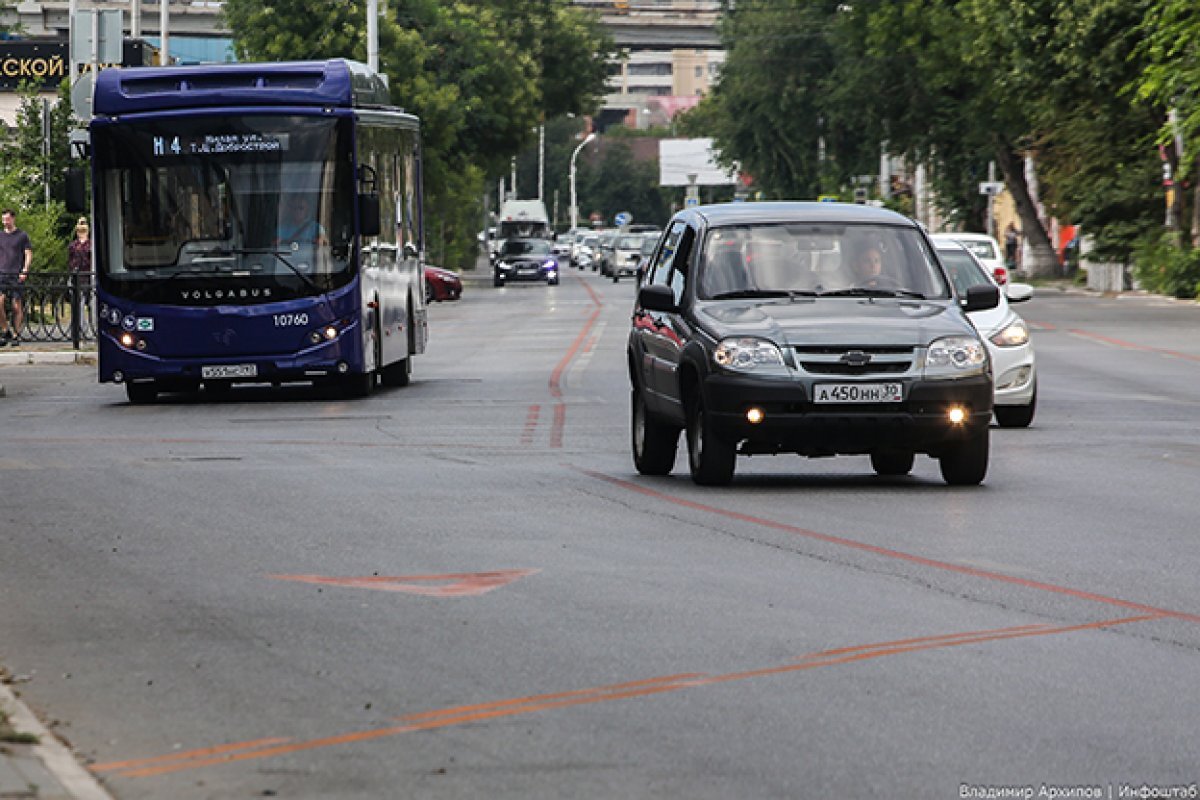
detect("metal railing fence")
[2,272,96,348]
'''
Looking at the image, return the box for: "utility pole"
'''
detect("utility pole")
[569,132,596,231]
[160,0,169,66]
[537,124,545,202]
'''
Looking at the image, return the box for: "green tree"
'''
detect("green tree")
[0,80,78,211]
[1136,0,1200,246]
[222,0,613,268]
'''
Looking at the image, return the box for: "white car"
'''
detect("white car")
[935,231,1008,286]
[933,238,1037,428]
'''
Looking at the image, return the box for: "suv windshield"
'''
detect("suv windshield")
[698,223,950,300]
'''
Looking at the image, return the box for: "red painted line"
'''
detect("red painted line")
[1068,328,1200,363]
[549,307,601,399]
[520,404,541,446]
[268,570,540,597]
[550,403,567,449]
[577,468,1200,625]
[1028,321,1056,331]
[92,737,293,773]
[100,615,1155,780]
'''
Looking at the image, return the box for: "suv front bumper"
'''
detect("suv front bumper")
[702,373,993,457]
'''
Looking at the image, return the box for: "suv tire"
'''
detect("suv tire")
[938,428,989,485]
[632,387,680,476]
[686,393,736,485]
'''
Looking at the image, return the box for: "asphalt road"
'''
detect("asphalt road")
[1,270,1199,799]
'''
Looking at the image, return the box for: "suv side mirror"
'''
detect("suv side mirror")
[962,284,1000,312]
[638,283,678,313]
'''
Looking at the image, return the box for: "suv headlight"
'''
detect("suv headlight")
[714,337,787,374]
[923,335,988,378]
[989,318,1029,347]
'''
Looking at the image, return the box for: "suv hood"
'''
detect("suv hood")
[698,297,976,348]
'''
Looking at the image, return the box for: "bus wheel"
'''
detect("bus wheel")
[381,357,410,387]
[381,300,415,388]
[343,370,375,398]
[126,381,158,405]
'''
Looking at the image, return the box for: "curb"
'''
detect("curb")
[0,681,112,800]
[0,352,94,367]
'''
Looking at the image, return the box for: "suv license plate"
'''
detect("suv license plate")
[814,382,903,404]
[202,364,257,380]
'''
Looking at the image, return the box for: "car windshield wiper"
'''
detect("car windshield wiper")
[818,287,927,299]
[709,289,815,300]
[224,247,325,295]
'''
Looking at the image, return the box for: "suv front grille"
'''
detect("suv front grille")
[794,345,915,376]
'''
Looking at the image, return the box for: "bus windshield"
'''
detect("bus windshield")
[93,115,355,298]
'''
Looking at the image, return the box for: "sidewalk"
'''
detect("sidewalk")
[0,344,93,399]
[0,680,111,800]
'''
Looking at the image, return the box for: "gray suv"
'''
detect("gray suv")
[627,202,1000,485]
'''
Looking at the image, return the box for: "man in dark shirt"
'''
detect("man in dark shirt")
[0,208,33,346]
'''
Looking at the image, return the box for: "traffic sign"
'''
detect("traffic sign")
[978,181,1005,196]
[614,211,632,226]
[818,195,839,203]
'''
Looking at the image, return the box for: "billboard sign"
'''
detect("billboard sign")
[659,138,738,187]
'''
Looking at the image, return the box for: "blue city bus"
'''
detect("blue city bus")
[83,59,427,402]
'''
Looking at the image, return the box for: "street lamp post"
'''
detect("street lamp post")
[569,132,596,232]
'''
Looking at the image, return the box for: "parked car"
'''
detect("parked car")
[936,232,1008,285]
[493,238,560,287]
[607,233,650,282]
[627,202,1000,486]
[933,239,1036,428]
[424,265,463,302]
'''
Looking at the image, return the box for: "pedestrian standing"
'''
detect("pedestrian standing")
[68,216,91,275]
[69,216,93,329]
[0,208,33,347]
[1003,222,1020,270]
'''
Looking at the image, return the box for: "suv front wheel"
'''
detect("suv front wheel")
[686,393,736,485]
[938,428,989,485]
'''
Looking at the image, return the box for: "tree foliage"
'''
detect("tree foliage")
[221,0,614,268]
[681,0,1187,277]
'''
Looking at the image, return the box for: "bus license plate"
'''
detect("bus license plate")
[813,382,903,404]
[201,364,257,379]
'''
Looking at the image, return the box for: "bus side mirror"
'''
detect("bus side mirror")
[358,193,381,238]
[65,166,87,214]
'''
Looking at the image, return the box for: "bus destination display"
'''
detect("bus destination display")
[151,133,290,157]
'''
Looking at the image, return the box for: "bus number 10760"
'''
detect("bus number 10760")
[273,313,309,327]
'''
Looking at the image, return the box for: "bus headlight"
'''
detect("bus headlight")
[923,336,987,379]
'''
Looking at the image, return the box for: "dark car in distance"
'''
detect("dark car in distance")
[627,202,1000,486]
[493,238,560,287]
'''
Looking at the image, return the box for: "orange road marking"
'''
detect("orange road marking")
[550,403,567,449]
[1068,328,1200,363]
[98,614,1157,780]
[268,569,540,597]
[92,737,292,773]
[579,468,1200,625]
[549,307,601,400]
[520,404,541,445]
[397,674,707,724]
